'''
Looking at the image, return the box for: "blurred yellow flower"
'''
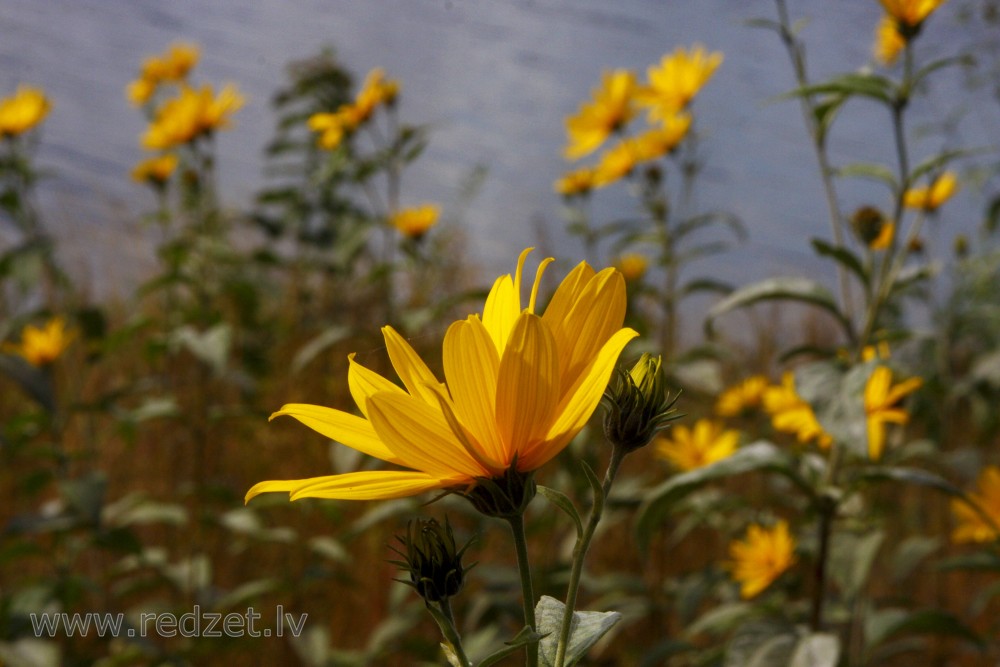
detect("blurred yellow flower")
[951,466,1000,544]
[4,317,74,366]
[637,45,722,121]
[247,249,637,502]
[554,167,596,197]
[389,204,439,239]
[656,418,738,472]
[308,110,350,150]
[631,113,692,160]
[903,171,959,211]
[764,372,833,449]
[349,67,400,125]
[142,84,244,150]
[874,16,906,66]
[716,375,769,417]
[728,520,797,599]
[127,42,200,106]
[564,69,637,160]
[870,221,895,250]
[864,365,922,460]
[0,85,51,138]
[593,138,642,188]
[131,153,178,185]
[879,0,947,29]
[615,253,647,282]
[862,341,892,362]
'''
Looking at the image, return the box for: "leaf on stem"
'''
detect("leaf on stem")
[535,595,621,667]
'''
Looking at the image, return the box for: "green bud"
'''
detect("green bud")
[390,517,471,603]
[603,353,680,453]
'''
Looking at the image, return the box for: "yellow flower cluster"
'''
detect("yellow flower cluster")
[141,84,244,151]
[656,418,738,472]
[3,317,74,366]
[557,45,719,194]
[728,520,797,599]
[0,85,50,138]
[308,68,399,150]
[903,171,959,211]
[389,204,439,239]
[127,43,200,107]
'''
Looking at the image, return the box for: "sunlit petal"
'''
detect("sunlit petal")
[270,403,402,464]
[382,325,445,405]
[347,353,404,418]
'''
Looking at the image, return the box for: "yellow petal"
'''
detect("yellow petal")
[496,313,561,463]
[270,403,402,464]
[527,257,555,313]
[246,471,451,503]
[483,274,518,354]
[867,415,885,460]
[442,315,506,465]
[542,261,596,328]
[367,391,489,478]
[885,376,922,405]
[381,325,445,405]
[558,268,628,387]
[347,353,404,418]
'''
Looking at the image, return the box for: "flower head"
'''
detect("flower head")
[142,84,244,150]
[951,466,1000,544]
[131,153,178,186]
[554,167,596,197]
[903,171,959,211]
[127,43,200,106]
[389,204,439,239]
[864,365,922,460]
[656,418,738,472]
[592,138,643,188]
[564,69,637,160]
[764,372,833,449]
[390,517,470,602]
[4,317,74,366]
[728,520,797,599]
[0,86,50,138]
[350,67,399,124]
[247,249,637,504]
[874,15,906,66]
[636,45,722,121]
[715,375,769,417]
[615,254,648,282]
[880,0,947,30]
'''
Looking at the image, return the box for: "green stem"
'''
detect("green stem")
[506,513,538,667]
[554,446,626,667]
[436,597,472,667]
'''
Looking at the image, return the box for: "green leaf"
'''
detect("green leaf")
[783,72,897,105]
[835,162,897,190]
[854,466,966,498]
[912,55,973,89]
[635,442,793,552]
[169,323,232,376]
[684,602,756,638]
[0,638,61,667]
[0,354,55,413]
[476,626,544,667]
[292,325,352,374]
[890,535,940,583]
[536,595,621,667]
[789,633,840,667]
[829,530,884,601]
[811,239,870,289]
[580,460,604,516]
[866,608,984,652]
[705,277,851,341]
[538,486,584,539]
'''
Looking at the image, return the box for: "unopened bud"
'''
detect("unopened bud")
[390,517,470,603]
[603,354,681,453]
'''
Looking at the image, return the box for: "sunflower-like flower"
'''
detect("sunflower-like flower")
[615,254,648,282]
[636,45,722,121]
[951,466,1000,544]
[131,153,178,186]
[564,70,637,160]
[307,68,399,150]
[864,365,922,460]
[142,84,244,150]
[763,372,833,449]
[389,204,439,239]
[656,418,738,472]
[0,85,50,138]
[903,171,959,211]
[554,167,596,197]
[715,375,769,417]
[728,520,797,599]
[879,0,947,31]
[874,15,906,66]
[4,317,74,366]
[127,43,200,106]
[247,249,637,503]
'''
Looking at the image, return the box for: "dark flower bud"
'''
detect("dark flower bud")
[390,517,471,603]
[603,353,681,453]
[954,234,969,258]
[851,206,888,247]
[461,462,536,519]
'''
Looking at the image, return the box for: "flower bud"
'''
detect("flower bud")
[603,353,680,453]
[391,517,470,603]
[461,463,536,519]
[851,206,888,247]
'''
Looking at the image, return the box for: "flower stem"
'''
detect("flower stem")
[506,513,538,667]
[436,597,471,667]
[810,499,835,632]
[554,446,626,667]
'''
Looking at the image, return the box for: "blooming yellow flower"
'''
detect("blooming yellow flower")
[554,167,596,197]
[870,221,895,250]
[764,372,833,449]
[615,253,647,282]
[715,375,769,417]
[951,466,1000,544]
[631,113,692,160]
[307,110,351,150]
[142,84,244,150]
[131,153,179,185]
[4,317,74,366]
[127,43,200,106]
[656,419,738,472]
[636,45,722,122]
[564,69,637,160]
[349,67,399,125]
[592,138,643,188]
[728,520,797,599]
[864,365,922,460]
[389,204,439,239]
[903,171,959,211]
[0,86,50,138]
[246,249,638,502]
[874,15,906,66]
[879,0,947,29]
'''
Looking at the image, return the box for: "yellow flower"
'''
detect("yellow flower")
[615,253,647,282]
[715,375,769,417]
[864,365,922,460]
[764,372,833,449]
[874,15,906,66]
[350,67,400,125]
[142,84,244,150]
[870,221,895,250]
[951,466,1000,544]
[308,110,351,150]
[246,249,638,502]
[554,167,596,197]
[879,0,947,29]
[131,153,179,185]
[126,43,200,106]
[728,520,797,599]
[631,113,692,160]
[655,419,738,472]
[564,69,637,160]
[4,317,74,366]
[592,138,642,188]
[636,45,722,121]
[0,86,51,138]
[903,171,959,211]
[389,204,439,239]
[861,341,892,362]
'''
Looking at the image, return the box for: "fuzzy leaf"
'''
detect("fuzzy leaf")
[536,595,621,667]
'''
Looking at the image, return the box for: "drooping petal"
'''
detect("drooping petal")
[527,257,555,313]
[382,325,446,405]
[495,313,561,463]
[367,391,489,478]
[347,353,404,418]
[270,403,402,464]
[247,470,454,502]
[442,315,506,465]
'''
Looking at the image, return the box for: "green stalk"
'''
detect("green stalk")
[506,513,538,667]
[436,597,472,667]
